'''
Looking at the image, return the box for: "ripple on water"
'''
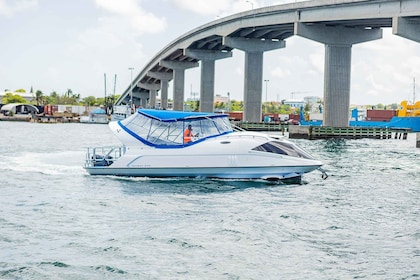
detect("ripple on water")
[0,122,418,279]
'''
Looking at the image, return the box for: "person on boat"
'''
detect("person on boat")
[184,124,194,143]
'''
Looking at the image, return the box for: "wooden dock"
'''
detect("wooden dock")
[289,125,411,140]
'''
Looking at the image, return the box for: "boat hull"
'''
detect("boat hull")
[84,164,321,180]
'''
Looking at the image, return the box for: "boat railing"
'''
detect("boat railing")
[231,122,246,132]
[85,146,125,167]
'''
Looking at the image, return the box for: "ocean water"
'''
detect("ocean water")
[0,121,418,279]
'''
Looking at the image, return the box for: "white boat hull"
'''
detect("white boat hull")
[84,132,322,180]
[85,165,320,179]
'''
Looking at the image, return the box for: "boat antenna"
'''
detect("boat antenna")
[413,77,416,103]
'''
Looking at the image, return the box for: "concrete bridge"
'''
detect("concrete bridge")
[115,0,420,126]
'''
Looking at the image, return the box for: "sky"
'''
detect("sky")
[1,0,419,105]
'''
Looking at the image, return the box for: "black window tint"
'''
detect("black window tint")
[252,141,314,159]
[251,142,288,155]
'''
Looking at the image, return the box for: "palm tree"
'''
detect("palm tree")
[35,90,43,106]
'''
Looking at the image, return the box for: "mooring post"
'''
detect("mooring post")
[417,133,420,148]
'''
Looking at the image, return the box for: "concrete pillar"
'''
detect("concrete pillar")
[295,22,382,127]
[160,79,169,109]
[324,45,352,127]
[223,36,285,122]
[148,71,173,109]
[138,82,160,108]
[141,98,148,108]
[184,49,232,112]
[159,60,199,111]
[393,17,420,43]
[138,92,149,109]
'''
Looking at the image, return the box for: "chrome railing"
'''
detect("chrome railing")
[85,146,125,167]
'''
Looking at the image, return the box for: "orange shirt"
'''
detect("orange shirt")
[184,128,193,143]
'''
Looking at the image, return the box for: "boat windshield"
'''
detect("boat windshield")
[251,141,315,159]
[119,109,233,148]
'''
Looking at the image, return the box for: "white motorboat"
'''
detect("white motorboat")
[84,109,324,181]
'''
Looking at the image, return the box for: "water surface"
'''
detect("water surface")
[0,122,418,279]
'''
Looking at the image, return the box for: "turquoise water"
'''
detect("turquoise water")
[0,121,418,279]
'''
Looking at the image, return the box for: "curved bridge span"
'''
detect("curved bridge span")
[115,0,420,125]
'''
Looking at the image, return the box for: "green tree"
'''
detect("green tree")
[82,96,97,106]
[230,100,243,111]
[2,93,27,104]
[15,89,26,93]
[47,91,59,104]
[35,90,44,106]
[58,89,80,105]
[389,103,399,110]
[214,102,225,111]
[278,104,291,114]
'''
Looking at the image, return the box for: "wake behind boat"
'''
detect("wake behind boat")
[84,109,324,181]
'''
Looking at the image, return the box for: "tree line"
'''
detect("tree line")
[1,88,116,107]
[3,88,399,114]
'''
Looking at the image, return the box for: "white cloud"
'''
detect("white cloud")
[0,0,37,17]
[271,66,291,78]
[172,0,231,15]
[94,0,167,34]
[351,28,420,104]
[171,0,278,16]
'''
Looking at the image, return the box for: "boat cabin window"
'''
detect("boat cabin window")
[252,141,315,159]
[120,111,233,147]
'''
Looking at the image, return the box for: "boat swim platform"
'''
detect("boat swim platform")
[289,125,411,140]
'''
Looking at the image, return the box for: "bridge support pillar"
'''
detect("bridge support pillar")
[184,49,232,112]
[295,22,382,127]
[160,60,199,111]
[148,71,173,109]
[223,37,285,122]
[160,79,169,109]
[137,92,149,109]
[138,82,160,108]
[393,17,420,43]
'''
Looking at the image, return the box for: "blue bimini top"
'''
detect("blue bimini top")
[118,109,234,148]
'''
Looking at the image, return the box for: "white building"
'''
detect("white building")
[214,94,229,104]
[283,99,305,109]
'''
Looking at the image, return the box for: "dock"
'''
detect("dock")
[289,125,411,140]
[235,122,288,132]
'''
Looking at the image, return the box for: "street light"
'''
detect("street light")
[227,92,230,112]
[264,79,269,102]
[245,0,255,31]
[128,67,134,111]
[264,79,269,113]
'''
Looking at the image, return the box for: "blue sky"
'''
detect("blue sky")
[1,0,419,105]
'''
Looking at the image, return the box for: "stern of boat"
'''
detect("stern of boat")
[84,146,125,171]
